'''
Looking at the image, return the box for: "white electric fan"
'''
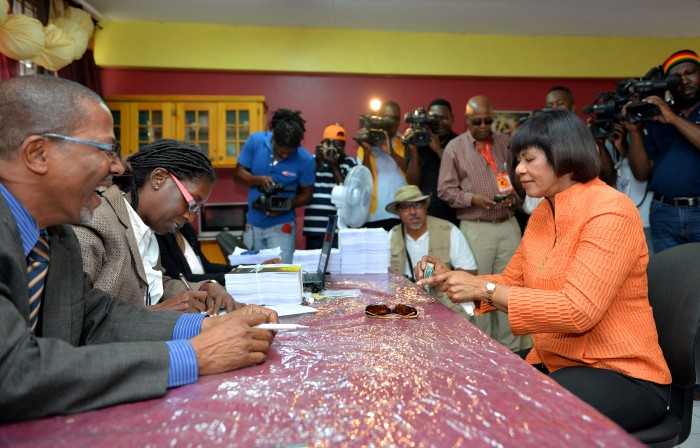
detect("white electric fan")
[331,165,372,229]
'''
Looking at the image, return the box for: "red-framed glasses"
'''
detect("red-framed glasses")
[169,172,201,214]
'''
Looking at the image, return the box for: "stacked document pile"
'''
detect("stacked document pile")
[292,249,323,273]
[228,247,281,266]
[292,248,342,274]
[338,228,389,274]
[225,264,302,305]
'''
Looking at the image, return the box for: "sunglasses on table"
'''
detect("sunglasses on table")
[469,117,494,126]
[365,303,418,318]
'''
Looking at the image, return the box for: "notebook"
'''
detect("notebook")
[302,214,337,290]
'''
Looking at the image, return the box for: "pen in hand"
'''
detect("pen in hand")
[179,273,209,315]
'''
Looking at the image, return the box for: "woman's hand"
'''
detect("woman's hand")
[417,270,487,303]
[413,255,449,282]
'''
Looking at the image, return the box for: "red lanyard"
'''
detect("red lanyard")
[476,142,498,174]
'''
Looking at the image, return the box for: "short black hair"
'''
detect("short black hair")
[546,85,575,104]
[428,98,453,114]
[269,109,306,148]
[510,109,600,183]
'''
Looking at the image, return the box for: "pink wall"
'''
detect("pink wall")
[101,68,619,246]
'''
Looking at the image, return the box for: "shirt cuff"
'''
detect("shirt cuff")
[172,313,206,340]
[165,339,199,388]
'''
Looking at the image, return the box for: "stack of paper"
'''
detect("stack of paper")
[338,228,389,274]
[225,264,302,305]
[292,248,342,274]
[228,247,281,266]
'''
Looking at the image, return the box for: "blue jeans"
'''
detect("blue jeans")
[243,221,296,264]
[649,199,700,254]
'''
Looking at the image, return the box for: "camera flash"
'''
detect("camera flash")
[370,99,381,112]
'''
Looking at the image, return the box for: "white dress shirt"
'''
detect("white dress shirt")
[124,198,164,304]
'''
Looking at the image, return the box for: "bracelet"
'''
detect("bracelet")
[485,282,497,307]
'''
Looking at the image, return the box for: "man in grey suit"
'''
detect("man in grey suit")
[0,75,278,423]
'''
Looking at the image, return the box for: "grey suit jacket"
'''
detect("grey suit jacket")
[72,185,203,306]
[0,195,184,423]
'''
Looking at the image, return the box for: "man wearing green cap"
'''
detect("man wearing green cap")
[625,49,700,253]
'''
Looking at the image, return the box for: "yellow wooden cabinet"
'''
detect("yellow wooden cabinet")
[105,95,265,167]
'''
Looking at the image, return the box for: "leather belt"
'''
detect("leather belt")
[653,193,699,207]
[473,215,513,224]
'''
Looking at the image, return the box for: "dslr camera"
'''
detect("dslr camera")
[353,114,395,146]
[252,183,294,213]
[587,66,681,139]
[317,139,342,162]
[403,107,441,147]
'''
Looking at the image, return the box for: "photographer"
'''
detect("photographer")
[625,50,700,253]
[356,100,407,231]
[302,124,357,249]
[233,109,315,263]
[405,99,459,224]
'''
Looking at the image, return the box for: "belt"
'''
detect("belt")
[472,215,513,224]
[653,193,700,207]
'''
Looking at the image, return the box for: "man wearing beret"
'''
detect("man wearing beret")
[626,49,700,253]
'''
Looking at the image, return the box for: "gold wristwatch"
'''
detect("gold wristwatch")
[485,282,497,307]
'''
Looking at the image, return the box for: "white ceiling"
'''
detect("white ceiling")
[80,0,700,38]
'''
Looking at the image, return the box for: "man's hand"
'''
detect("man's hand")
[645,96,678,125]
[472,193,497,210]
[201,282,239,314]
[190,313,275,375]
[257,175,275,187]
[608,123,628,157]
[428,131,444,158]
[414,255,450,282]
[148,291,208,313]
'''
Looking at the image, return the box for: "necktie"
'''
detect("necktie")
[27,236,49,332]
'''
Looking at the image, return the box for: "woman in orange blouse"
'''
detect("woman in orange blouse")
[418,109,670,432]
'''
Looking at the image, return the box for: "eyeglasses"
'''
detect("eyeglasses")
[397,202,425,211]
[365,303,418,318]
[469,117,494,127]
[169,172,202,214]
[40,133,121,158]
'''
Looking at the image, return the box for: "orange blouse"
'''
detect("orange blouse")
[479,178,671,385]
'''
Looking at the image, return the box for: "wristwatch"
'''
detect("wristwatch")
[198,279,218,291]
[485,282,497,307]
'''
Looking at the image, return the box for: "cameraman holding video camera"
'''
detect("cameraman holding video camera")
[625,50,700,253]
[303,124,357,249]
[404,99,459,224]
[356,100,408,230]
[233,109,315,263]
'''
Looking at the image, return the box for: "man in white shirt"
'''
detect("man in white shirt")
[387,185,477,318]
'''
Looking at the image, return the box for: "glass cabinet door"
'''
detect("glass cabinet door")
[216,102,264,167]
[128,103,175,151]
[176,103,218,159]
[105,102,131,156]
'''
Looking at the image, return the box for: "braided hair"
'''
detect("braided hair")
[117,139,216,210]
[269,109,306,148]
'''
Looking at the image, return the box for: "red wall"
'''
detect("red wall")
[101,68,619,246]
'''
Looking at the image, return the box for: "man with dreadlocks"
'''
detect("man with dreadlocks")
[73,139,237,313]
[0,75,277,423]
[234,108,315,263]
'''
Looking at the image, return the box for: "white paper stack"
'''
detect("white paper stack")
[292,249,322,273]
[225,264,303,306]
[338,228,389,274]
[228,247,281,266]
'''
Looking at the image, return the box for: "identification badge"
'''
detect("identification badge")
[496,172,513,194]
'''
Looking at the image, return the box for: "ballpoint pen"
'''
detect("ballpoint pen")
[178,273,192,291]
[253,324,309,330]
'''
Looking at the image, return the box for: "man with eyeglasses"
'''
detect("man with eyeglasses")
[437,95,527,352]
[0,75,278,423]
[387,185,476,317]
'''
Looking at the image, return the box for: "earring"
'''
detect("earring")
[154,184,160,190]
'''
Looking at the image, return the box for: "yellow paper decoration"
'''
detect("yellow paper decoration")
[33,24,74,71]
[0,13,45,60]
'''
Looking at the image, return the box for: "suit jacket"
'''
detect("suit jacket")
[0,195,183,423]
[72,185,204,306]
[156,222,232,285]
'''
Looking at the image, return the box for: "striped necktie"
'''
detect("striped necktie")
[27,236,49,332]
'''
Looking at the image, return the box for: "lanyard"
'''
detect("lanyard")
[476,141,498,174]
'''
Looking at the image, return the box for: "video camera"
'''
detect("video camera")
[316,139,342,162]
[353,114,395,146]
[402,107,441,147]
[587,66,681,139]
[252,183,295,213]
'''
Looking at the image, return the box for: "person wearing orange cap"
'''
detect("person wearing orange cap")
[625,49,700,253]
[302,124,357,249]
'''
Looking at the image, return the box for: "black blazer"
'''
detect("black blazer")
[156,223,232,285]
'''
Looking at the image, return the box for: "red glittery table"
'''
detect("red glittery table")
[0,272,642,447]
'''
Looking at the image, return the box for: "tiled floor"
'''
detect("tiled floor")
[680,400,700,447]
